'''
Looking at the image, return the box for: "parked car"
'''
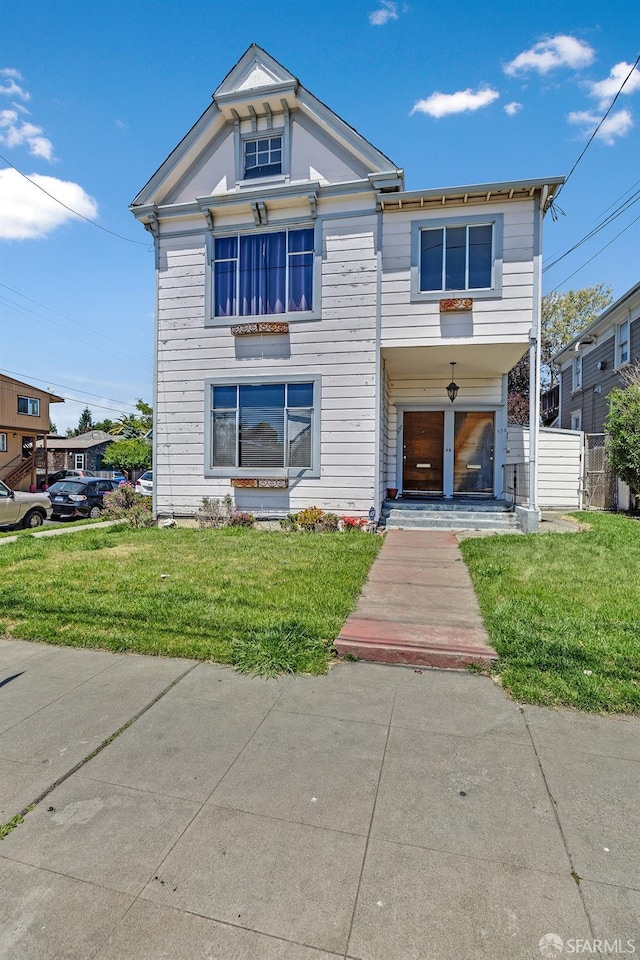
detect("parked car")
[38,469,95,490]
[135,471,153,496]
[47,477,120,520]
[0,479,52,528]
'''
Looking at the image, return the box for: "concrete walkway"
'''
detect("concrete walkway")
[336,529,498,668]
[1,638,638,959]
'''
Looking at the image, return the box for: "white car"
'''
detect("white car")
[0,479,53,528]
[135,471,153,496]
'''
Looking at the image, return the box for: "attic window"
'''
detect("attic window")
[244,136,282,179]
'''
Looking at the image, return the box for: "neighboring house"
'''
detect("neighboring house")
[0,375,64,491]
[554,282,640,433]
[36,430,115,479]
[130,44,562,526]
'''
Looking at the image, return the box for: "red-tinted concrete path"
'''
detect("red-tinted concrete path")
[335,530,498,669]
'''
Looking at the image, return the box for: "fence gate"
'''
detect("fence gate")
[584,434,616,510]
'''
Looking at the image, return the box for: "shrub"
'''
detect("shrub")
[295,506,325,530]
[316,512,340,532]
[103,484,154,528]
[196,495,233,529]
[228,511,255,527]
[341,516,368,530]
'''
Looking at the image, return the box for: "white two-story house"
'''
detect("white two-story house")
[131,45,562,529]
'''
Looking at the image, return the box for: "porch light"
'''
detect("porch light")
[446,362,459,403]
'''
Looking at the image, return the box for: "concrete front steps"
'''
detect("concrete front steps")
[381,497,520,532]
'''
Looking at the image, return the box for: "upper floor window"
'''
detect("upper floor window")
[573,355,582,391]
[244,135,282,180]
[616,319,629,367]
[17,396,40,416]
[420,224,493,292]
[0,433,6,452]
[214,228,314,318]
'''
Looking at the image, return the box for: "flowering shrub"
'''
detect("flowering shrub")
[228,511,255,527]
[341,516,368,530]
[103,484,154,528]
[295,506,326,530]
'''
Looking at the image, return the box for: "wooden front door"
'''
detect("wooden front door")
[453,411,494,494]
[403,411,444,493]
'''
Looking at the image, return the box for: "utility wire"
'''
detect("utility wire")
[544,176,640,262]
[553,54,640,203]
[0,368,143,414]
[548,211,640,292]
[0,153,151,247]
[543,189,640,272]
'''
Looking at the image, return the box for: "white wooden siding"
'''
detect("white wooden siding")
[155,215,379,517]
[506,425,583,509]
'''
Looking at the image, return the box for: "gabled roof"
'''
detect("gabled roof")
[42,430,115,450]
[131,44,402,210]
[0,373,64,404]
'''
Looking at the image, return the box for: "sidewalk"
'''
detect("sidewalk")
[336,529,498,668]
[1,638,638,959]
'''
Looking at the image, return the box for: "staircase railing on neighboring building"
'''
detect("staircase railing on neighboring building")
[541,384,559,426]
[2,454,36,490]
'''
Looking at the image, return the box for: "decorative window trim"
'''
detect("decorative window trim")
[17,395,40,417]
[0,433,6,453]
[410,213,504,302]
[205,221,322,327]
[615,318,630,369]
[204,373,321,479]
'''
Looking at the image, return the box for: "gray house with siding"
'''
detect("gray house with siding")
[130,44,562,527]
[554,282,640,434]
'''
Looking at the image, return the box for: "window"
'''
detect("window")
[411,215,503,301]
[571,411,582,431]
[17,396,40,416]
[617,319,629,367]
[214,228,314,318]
[243,135,282,179]
[573,355,582,391]
[0,433,6,452]
[74,453,85,470]
[208,380,317,473]
[420,223,493,292]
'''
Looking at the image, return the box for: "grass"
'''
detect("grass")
[0,525,381,675]
[0,517,111,539]
[460,512,640,714]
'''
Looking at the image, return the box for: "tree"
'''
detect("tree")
[102,437,152,473]
[49,418,58,435]
[507,284,614,422]
[110,399,153,438]
[77,407,93,434]
[605,362,640,500]
[92,418,117,433]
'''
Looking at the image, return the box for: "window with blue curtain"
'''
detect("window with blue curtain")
[211,382,314,470]
[214,228,314,317]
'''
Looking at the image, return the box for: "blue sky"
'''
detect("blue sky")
[1,0,639,432]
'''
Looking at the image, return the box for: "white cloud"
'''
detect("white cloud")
[412,86,499,118]
[504,101,523,116]
[587,61,640,109]
[0,67,30,101]
[369,1,399,25]
[567,108,634,145]
[505,35,595,76]
[0,109,54,160]
[0,168,98,240]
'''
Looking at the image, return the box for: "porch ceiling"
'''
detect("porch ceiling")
[382,342,528,380]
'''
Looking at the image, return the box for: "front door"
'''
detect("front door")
[403,411,444,494]
[401,410,495,497]
[453,412,495,494]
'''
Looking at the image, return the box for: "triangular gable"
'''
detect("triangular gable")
[132,44,401,209]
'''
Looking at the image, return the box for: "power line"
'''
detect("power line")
[544,176,640,262]
[548,211,640,292]
[553,54,640,203]
[543,189,640,272]
[0,368,144,415]
[0,153,151,247]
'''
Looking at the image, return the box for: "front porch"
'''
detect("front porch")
[380,496,520,532]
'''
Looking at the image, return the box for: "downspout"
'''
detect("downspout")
[144,211,160,522]
[373,202,383,519]
[529,188,546,523]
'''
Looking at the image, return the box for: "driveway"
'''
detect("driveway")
[0,638,638,959]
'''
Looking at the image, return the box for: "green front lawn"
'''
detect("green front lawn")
[0,526,381,675]
[461,512,640,714]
